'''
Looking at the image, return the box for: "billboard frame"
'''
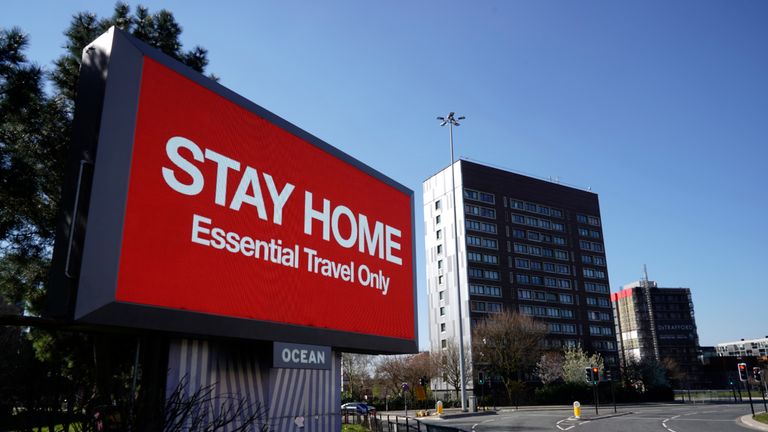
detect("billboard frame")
[48,27,417,355]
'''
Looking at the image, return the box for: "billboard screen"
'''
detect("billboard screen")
[66,28,416,353]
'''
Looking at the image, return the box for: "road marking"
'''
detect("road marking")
[472,417,497,430]
[662,414,682,432]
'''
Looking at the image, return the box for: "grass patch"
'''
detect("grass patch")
[755,412,768,424]
[342,424,370,432]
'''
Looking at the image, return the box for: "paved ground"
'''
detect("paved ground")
[411,403,764,432]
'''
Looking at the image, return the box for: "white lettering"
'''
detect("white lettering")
[191,214,211,246]
[203,148,240,206]
[263,173,294,225]
[385,225,402,265]
[331,205,357,248]
[229,166,268,219]
[304,192,330,240]
[162,136,204,195]
[358,214,384,258]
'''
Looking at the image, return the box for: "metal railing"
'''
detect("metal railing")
[342,412,468,432]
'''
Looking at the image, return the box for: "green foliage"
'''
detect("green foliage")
[0,3,211,429]
[342,424,370,432]
[534,382,591,405]
[754,412,768,424]
[561,346,604,385]
[623,358,671,391]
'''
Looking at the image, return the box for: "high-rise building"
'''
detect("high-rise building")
[715,337,768,358]
[423,160,618,389]
[612,277,700,381]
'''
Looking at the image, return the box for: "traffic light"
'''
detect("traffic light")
[478,372,485,385]
[419,377,425,386]
[754,367,762,382]
[592,367,600,385]
[738,363,749,382]
[728,375,734,386]
[585,367,594,384]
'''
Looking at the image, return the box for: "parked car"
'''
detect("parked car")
[366,404,377,416]
[341,402,369,415]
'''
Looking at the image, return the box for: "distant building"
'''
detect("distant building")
[611,277,700,382]
[423,159,618,393]
[715,337,768,358]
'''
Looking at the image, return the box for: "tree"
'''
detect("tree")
[374,352,437,402]
[536,351,564,385]
[342,353,375,401]
[433,341,471,401]
[1,4,211,429]
[1,3,210,317]
[561,346,604,385]
[623,358,670,392]
[472,311,548,404]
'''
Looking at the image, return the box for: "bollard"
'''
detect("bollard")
[573,401,581,419]
[436,400,443,415]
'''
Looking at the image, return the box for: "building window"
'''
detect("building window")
[440,323,446,332]
[584,282,608,293]
[435,200,441,210]
[464,188,495,204]
[515,258,530,269]
[437,259,443,269]
[440,307,446,316]
[437,244,443,255]
[583,268,606,279]
[439,291,445,301]
[466,219,498,234]
[436,229,442,240]
[465,204,496,219]
[441,339,447,349]
[469,284,502,297]
[436,215,441,225]
[438,275,444,285]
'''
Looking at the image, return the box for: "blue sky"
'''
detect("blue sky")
[5,1,767,348]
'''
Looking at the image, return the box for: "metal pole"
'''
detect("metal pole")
[611,374,617,413]
[594,384,599,415]
[446,115,468,412]
[745,381,755,416]
[127,337,141,432]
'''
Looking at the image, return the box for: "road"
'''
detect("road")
[418,403,760,432]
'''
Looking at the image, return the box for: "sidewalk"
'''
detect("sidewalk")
[739,414,768,431]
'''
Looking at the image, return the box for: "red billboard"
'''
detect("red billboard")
[63,28,416,353]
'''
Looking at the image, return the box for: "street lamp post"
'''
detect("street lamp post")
[436,112,468,411]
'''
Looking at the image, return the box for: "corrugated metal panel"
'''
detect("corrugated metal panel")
[167,339,340,432]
